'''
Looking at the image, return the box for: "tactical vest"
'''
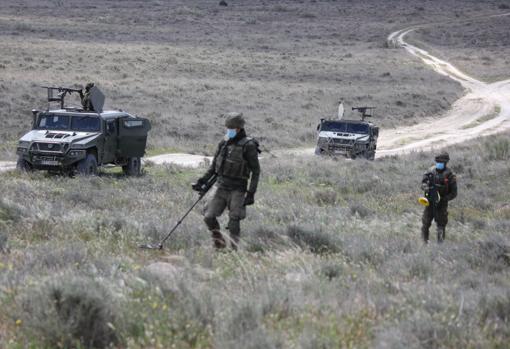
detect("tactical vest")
[430,167,452,196]
[215,137,253,180]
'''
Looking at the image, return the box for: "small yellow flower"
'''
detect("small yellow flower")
[15,319,22,326]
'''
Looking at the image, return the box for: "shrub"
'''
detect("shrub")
[483,138,510,160]
[245,227,284,253]
[286,225,340,254]
[18,275,120,349]
[314,190,337,206]
[0,199,22,223]
[0,231,7,253]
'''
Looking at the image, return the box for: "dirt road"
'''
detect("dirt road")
[378,15,510,157]
[1,14,509,172]
[146,13,510,165]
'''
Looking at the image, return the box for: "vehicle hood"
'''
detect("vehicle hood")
[19,130,101,145]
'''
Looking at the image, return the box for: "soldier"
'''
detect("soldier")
[421,151,457,243]
[192,112,261,250]
[80,82,95,111]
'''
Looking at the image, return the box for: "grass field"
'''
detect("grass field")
[1,0,510,348]
[1,133,509,348]
[5,0,505,158]
[410,12,510,83]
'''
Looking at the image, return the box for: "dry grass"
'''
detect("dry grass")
[0,132,509,348]
[3,0,500,159]
[410,13,510,82]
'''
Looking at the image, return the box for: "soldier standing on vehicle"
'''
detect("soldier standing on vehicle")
[192,112,261,250]
[80,82,95,111]
[420,151,457,243]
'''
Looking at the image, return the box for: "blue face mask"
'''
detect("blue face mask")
[436,162,445,170]
[226,129,237,139]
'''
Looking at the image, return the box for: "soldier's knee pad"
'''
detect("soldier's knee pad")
[204,216,220,231]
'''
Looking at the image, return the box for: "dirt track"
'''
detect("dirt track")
[144,13,510,166]
[1,13,509,172]
[378,13,510,157]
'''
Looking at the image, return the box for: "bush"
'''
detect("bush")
[483,138,510,160]
[286,225,340,254]
[0,231,7,253]
[18,275,120,349]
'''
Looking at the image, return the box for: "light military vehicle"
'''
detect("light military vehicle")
[315,106,379,160]
[16,86,151,175]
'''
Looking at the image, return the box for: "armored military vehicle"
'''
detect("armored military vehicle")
[315,106,379,160]
[16,85,151,175]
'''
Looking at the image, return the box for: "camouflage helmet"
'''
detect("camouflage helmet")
[224,112,245,129]
[435,151,450,163]
[85,82,95,90]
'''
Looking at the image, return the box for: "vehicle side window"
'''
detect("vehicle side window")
[123,119,143,128]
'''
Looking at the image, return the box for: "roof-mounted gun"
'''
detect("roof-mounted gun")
[352,106,375,121]
[42,86,83,110]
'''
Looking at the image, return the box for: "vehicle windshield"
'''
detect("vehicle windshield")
[37,114,101,132]
[37,114,70,130]
[320,121,369,134]
[71,116,101,132]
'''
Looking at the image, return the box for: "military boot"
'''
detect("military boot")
[211,230,226,249]
[437,226,446,243]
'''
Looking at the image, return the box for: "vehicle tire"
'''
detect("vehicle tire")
[314,147,323,155]
[123,157,141,176]
[16,157,32,172]
[76,154,98,176]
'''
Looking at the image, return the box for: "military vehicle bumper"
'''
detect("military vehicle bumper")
[316,138,367,156]
[17,147,86,169]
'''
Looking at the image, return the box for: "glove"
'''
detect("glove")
[243,192,255,206]
[421,182,429,191]
[192,178,206,192]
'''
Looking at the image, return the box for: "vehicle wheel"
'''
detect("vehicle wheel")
[367,151,375,161]
[314,147,323,155]
[16,157,33,172]
[123,157,141,176]
[76,154,98,176]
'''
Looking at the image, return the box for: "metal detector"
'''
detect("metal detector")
[138,175,217,250]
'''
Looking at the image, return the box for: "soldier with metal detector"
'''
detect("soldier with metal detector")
[419,151,457,243]
[193,112,261,250]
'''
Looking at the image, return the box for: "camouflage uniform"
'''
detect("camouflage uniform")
[80,82,95,111]
[421,152,457,243]
[196,113,261,249]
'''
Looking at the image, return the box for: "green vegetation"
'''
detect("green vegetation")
[1,133,509,348]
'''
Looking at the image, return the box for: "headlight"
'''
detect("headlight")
[68,150,86,157]
[357,135,369,142]
[18,141,30,148]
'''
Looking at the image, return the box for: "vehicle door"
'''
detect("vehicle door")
[102,119,118,164]
[118,117,150,158]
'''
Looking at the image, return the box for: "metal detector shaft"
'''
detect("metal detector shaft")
[156,193,206,248]
[139,174,217,250]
